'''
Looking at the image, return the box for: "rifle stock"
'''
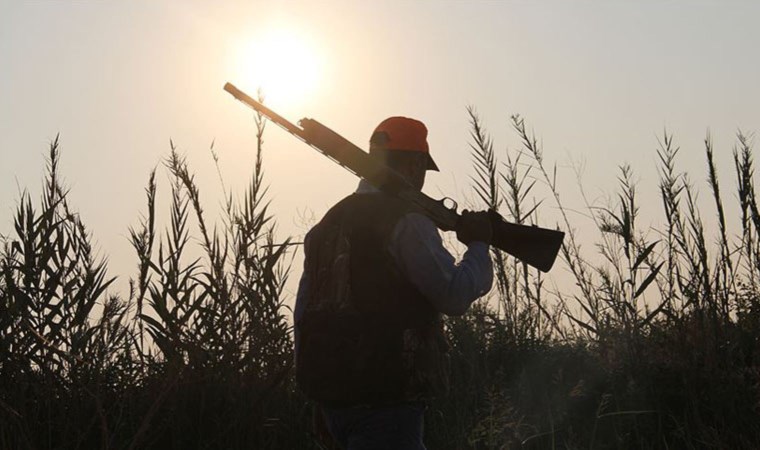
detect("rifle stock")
[488,212,564,273]
[224,82,565,272]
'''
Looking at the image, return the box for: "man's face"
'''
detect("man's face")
[373,149,429,190]
[399,156,427,190]
[412,160,427,190]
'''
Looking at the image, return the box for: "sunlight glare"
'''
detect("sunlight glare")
[234,26,322,107]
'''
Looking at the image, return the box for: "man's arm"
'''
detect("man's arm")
[389,212,493,316]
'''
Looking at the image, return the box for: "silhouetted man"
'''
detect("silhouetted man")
[295,116,494,450]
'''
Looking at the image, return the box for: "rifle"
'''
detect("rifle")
[224,83,565,272]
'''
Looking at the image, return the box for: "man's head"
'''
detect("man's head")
[369,117,439,190]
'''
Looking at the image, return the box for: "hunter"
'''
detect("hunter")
[294,116,494,450]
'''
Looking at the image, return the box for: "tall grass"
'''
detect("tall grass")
[0,111,307,448]
[2,113,760,448]
[432,115,760,449]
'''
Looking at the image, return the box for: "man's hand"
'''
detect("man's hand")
[456,210,493,245]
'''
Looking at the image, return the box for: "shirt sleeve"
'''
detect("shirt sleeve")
[388,212,493,316]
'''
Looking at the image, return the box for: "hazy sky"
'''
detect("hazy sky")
[2,1,760,301]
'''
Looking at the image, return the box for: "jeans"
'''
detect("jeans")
[322,402,427,450]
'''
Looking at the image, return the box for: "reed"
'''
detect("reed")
[2,114,760,448]
[0,120,305,448]
[437,115,760,449]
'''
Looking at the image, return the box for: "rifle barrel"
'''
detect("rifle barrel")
[223,83,304,137]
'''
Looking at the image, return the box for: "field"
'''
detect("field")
[2,112,760,449]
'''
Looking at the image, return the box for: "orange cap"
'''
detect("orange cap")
[369,116,439,171]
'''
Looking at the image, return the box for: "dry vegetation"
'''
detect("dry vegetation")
[2,111,760,449]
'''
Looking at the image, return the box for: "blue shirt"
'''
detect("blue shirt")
[295,180,493,328]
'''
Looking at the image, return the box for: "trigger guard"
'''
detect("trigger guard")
[441,197,458,212]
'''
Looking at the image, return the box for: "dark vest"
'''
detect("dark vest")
[296,193,448,407]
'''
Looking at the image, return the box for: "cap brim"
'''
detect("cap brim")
[426,154,439,172]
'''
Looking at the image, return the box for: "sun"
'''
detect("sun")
[232,26,322,107]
